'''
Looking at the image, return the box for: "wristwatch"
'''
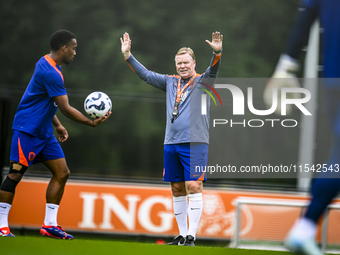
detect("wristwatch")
[214,48,222,54]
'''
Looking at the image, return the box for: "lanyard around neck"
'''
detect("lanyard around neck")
[171,73,199,123]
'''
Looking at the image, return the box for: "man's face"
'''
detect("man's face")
[175,53,196,79]
[62,38,77,65]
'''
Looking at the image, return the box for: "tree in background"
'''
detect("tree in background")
[0,0,302,184]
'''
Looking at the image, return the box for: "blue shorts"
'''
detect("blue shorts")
[10,130,65,167]
[163,143,208,182]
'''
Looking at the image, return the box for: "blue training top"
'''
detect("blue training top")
[12,55,67,138]
[285,0,340,79]
[125,53,221,145]
[305,0,340,78]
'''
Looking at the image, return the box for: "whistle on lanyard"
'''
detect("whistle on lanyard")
[171,102,180,123]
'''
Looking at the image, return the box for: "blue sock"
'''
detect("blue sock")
[304,177,340,223]
[305,133,340,223]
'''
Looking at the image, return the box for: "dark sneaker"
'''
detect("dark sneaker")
[0,227,15,237]
[167,235,185,245]
[184,235,195,246]
[40,224,74,239]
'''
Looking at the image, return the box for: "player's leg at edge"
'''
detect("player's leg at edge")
[0,161,28,237]
[284,159,340,255]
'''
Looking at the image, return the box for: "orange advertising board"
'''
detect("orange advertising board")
[8,178,340,243]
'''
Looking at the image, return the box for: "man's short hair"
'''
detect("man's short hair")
[50,30,76,52]
[175,47,195,61]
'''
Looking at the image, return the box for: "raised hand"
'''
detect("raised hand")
[120,32,132,59]
[205,31,223,52]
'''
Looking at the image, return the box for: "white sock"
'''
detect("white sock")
[187,193,203,239]
[44,203,59,226]
[0,203,11,228]
[289,217,317,241]
[173,195,188,237]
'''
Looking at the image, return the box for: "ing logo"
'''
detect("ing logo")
[198,83,222,115]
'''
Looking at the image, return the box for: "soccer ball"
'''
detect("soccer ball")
[84,91,112,119]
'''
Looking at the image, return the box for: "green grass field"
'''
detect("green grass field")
[1,234,290,255]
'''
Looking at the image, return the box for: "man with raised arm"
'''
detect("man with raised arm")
[121,31,222,246]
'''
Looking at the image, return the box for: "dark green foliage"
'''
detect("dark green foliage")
[1,0,306,186]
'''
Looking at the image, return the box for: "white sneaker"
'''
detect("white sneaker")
[284,234,324,255]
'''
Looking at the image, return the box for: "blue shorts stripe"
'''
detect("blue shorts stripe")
[10,130,65,167]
